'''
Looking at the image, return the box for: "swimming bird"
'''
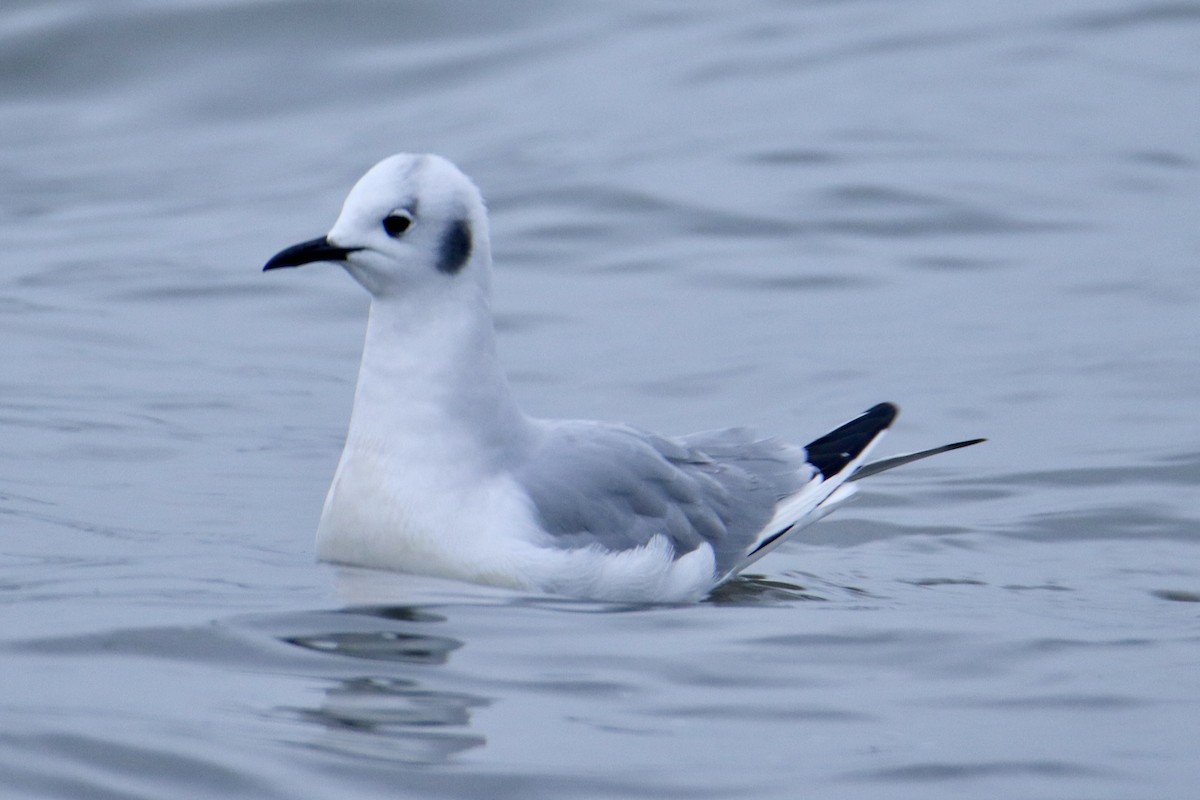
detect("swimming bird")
[264,154,982,602]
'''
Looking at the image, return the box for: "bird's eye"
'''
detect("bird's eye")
[383,211,413,237]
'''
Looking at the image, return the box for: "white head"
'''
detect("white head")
[264,154,492,300]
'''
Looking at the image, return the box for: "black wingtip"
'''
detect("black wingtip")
[805,402,898,479]
[848,436,986,481]
[943,437,987,451]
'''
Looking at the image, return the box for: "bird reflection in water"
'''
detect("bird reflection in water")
[280,605,488,764]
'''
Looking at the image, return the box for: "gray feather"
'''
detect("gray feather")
[850,438,986,480]
[514,421,814,575]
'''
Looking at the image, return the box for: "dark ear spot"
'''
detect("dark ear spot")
[436,219,472,275]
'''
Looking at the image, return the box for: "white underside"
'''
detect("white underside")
[315,423,880,603]
[316,440,721,603]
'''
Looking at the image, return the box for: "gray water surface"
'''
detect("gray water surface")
[2,1,1199,798]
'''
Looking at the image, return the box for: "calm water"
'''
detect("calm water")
[2,1,1199,797]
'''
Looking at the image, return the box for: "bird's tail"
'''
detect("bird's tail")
[740,403,898,567]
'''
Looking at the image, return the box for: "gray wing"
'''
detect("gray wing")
[513,420,815,576]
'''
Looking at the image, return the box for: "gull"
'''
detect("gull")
[264,154,983,602]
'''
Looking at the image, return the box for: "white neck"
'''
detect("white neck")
[343,282,533,472]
